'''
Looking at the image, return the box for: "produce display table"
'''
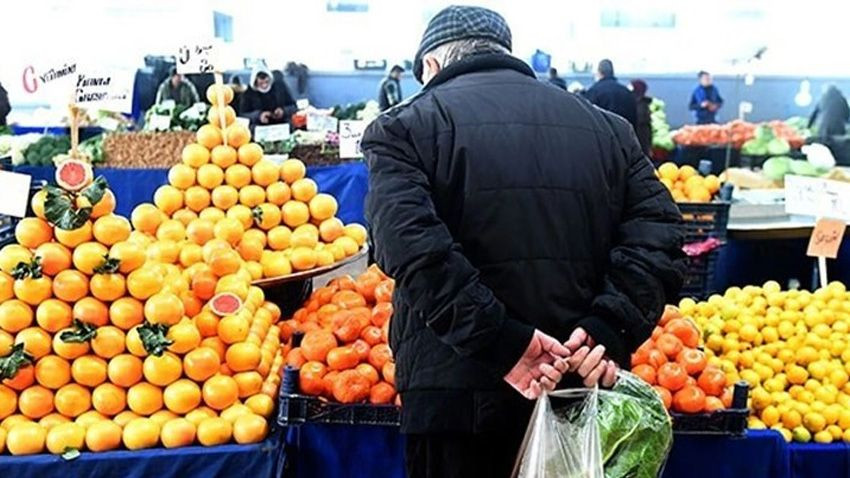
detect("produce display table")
[282,426,846,478]
[13,161,368,223]
[0,430,285,478]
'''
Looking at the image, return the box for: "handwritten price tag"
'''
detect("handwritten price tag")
[339,120,367,159]
[807,218,846,259]
[254,124,291,142]
[74,69,134,113]
[176,44,217,74]
[785,175,850,221]
[306,112,338,133]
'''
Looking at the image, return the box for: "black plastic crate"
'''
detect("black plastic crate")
[678,201,731,244]
[671,382,749,436]
[680,249,721,299]
[277,393,400,427]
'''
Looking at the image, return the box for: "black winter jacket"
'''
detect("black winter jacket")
[362,54,684,434]
[585,77,638,131]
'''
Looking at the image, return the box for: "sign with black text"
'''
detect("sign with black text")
[807,218,846,259]
[74,70,134,113]
[176,43,217,74]
[339,120,367,159]
[254,124,291,143]
[306,112,338,133]
[785,175,850,221]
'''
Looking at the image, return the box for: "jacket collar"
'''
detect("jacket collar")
[424,53,536,90]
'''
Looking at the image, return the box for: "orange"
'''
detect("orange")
[237,143,264,167]
[0,272,11,302]
[71,355,108,387]
[245,394,274,418]
[225,164,252,188]
[200,338,227,364]
[185,407,216,427]
[266,226,292,250]
[217,315,250,344]
[35,356,71,390]
[52,270,89,302]
[332,369,371,403]
[3,363,34,392]
[266,181,291,205]
[211,144,238,168]
[180,290,203,317]
[0,330,11,356]
[197,163,225,189]
[290,247,317,271]
[91,326,125,359]
[208,248,242,277]
[15,217,53,249]
[280,159,306,184]
[226,204,254,230]
[253,203,282,230]
[122,417,161,450]
[214,273,249,300]
[143,352,183,387]
[72,242,109,275]
[233,371,263,398]
[291,226,318,248]
[220,403,252,424]
[308,194,338,221]
[202,375,239,410]
[88,189,116,218]
[131,203,164,235]
[54,383,92,417]
[168,163,197,191]
[301,330,337,362]
[206,84,234,105]
[238,185,266,208]
[212,185,239,209]
[184,347,221,382]
[237,238,264,262]
[370,382,396,405]
[34,243,72,276]
[697,368,726,397]
[209,105,236,127]
[371,302,392,327]
[299,361,327,396]
[225,342,262,372]
[251,160,280,187]
[232,413,267,444]
[73,297,109,327]
[93,214,131,246]
[13,273,52,306]
[172,207,199,225]
[15,327,52,359]
[368,344,392,370]
[343,224,368,246]
[91,383,126,416]
[327,346,360,371]
[38,413,70,430]
[109,241,146,274]
[672,385,706,413]
[144,292,185,326]
[0,244,33,275]
[107,354,143,388]
[154,185,184,215]
[19,385,55,418]
[0,299,33,333]
[90,272,126,302]
[382,361,395,385]
[52,328,90,360]
[167,320,201,355]
[224,124,250,148]
[281,201,309,228]
[355,363,380,386]
[290,178,318,203]
[657,362,688,392]
[161,417,196,448]
[199,207,226,222]
[186,219,216,246]
[85,420,123,452]
[112,411,138,427]
[6,422,46,455]
[183,143,211,168]
[191,270,217,301]
[197,417,232,446]
[74,410,107,428]
[184,186,212,212]
[213,218,245,245]
[35,299,72,333]
[30,189,47,219]
[334,236,360,256]
[163,379,202,414]
[127,382,163,416]
[319,218,345,242]
[109,297,144,330]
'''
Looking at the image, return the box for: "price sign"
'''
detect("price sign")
[306,112,338,133]
[74,69,134,113]
[339,120,367,159]
[21,61,78,95]
[296,98,310,110]
[176,43,217,74]
[807,218,846,259]
[0,171,33,218]
[785,175,850,221]
[254,124,291,142]
[234,117,251,129]
[148,114,172,131]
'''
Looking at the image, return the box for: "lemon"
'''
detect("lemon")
[679,297,697,316]
[748,417,766,430]
[761,406,780,427]
[776,426,793,442]
[813,430,833,443]
[829,369,849,388]
[740,369,761,387]
[783,410,803,429]
[792,426,811,442]
[827,424,843,440]
[797,390,815,405]
[803,412,826,433]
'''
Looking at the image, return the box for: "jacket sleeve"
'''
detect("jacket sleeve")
[363,115,535,378]
[239,92,262,123]
[688,88,701,111]
[714,87,724,107]
[578,124,686,366]
[0,85,10,123]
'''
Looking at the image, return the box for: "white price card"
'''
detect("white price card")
[339,120,367,159]
[785,175,850,221]
[235,117,251,129]
[306,112,338,133]
[296,98,310,110]
[148,114,172,131]
[0,170,33,218]
[254,124,291,142]
[176,43,217,74]
[74,69,134,113]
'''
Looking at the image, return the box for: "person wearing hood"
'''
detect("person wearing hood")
[239,67,297,126]
[809,85,849,138]
[631,79,653,156]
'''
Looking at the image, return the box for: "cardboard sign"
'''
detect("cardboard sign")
[254,124,291,142]
[807,218,846,259]
[176,43,217,74]
[785,175,850,221]
[0,171,33,218]
[74,69,134,113]
[306,112,338,133]
[339,120,367,159]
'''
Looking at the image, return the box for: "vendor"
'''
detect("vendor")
[155,67,200,109]
[239,67,297,127]
[584,59,638,131]
[377,65,404,111]
[689,71,723,124]
[808,85,849,138]
[0,82,10,126]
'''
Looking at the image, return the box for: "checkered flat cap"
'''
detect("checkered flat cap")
[413,5,512,83]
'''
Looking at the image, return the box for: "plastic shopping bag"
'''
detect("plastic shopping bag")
[512,372,673,478]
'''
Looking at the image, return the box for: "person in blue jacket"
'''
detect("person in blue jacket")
[689,71,723,124]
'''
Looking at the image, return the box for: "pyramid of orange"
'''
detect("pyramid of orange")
[134,83,367,283]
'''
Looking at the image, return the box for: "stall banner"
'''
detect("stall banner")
[21,60,78,104]
[785,175,850,221]
[74,69,134,113]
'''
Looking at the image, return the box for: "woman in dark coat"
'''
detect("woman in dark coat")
[631,79,653,156]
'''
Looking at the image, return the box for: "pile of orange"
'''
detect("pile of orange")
[281,265,397,405]
[656,163,721,203]
[143,83,366,282]
[631,306,733,414]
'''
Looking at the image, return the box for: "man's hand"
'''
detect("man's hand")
[564,327,618,388]
[504,330,570,399]
[259,111,272,124]
[700,100,710,108]
[273,107,284,119]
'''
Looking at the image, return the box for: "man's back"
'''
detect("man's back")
[363,53,683,434]
[586,77,638,129]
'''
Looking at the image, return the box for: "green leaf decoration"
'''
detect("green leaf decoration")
[93,255,122,275]
[137,322,173,357]
[0,343,34,381]
[10,257,43,280]
[61,447,81,461]
[252,206,264,226]
[81,176,109,207]
[44,185,92,231]
[59,319,98,344]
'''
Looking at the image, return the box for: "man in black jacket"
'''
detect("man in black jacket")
[0,82,12,126]
[378,65,404,111]
[239,66,297,127]
[585,59,638,131]
[362,6,684,478]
